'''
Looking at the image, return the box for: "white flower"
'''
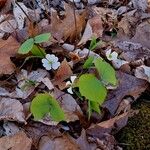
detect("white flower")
[106,49,128,69]
[66,76,77,94]
[106,49,118,61]
[42,54,60,70]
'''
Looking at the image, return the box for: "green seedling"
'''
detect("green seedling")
[31,93,65,122]
[18,33,51,57]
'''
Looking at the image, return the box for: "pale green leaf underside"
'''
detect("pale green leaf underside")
[94,58,117,85]
[18,38,34,54]
[34,33,51,44]
[78,74,107,104]
[30,93,65,121]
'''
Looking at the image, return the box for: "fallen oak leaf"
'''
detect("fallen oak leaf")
[103,71,148,115]
[43,3,87,42]
[0,36,20,75]
[38,135,79,150]
[0,98,26,123]
[0,131,32,150]
[87,112,129,139]
[78,16,103,45]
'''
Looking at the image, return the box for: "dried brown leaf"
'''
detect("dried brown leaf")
[0,131,32,150]
[0,36,20,75]
[53,59,73,89]
[103,71,148,115]
[43,3,87,42]
[0,98,25,123]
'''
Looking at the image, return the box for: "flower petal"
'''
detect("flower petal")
[46,54,58,62]
[106,49,112,59]
[42,58,49,64]
[111,52,118,60]
[70,75,77,83]
[45,65,52,70]
[66,81,71,86]
[52,61,60,70]
[67,87,73,94]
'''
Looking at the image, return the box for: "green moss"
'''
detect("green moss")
[116,102,150,150]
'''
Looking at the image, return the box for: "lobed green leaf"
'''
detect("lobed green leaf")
[30,93,65,121]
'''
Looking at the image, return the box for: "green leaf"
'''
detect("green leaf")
[31,44,46,57]
[30,93,65,121]
[34,33,51,44]
[78,74,107,103]
[83,56,94,69]
[88,101,101,119]
[89,37,97,51]
[94,58,117,85]
[89,37,101,51]
[18,38,34,54]
[90,101,101,114]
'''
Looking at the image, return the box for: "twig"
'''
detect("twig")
[72,0,78,49]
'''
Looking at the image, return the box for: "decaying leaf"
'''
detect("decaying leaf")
[3,122,20,136]
[0,0,7,9]
[78,16,103,45]
[43,3,87,42]
[132,0,148,12]
[53,59,73,90]
[38,135,79,150]
[13,69,48,99]
[53,88,83,122]
[103,71,148,115]
[0,98,25,123]
[0,19,17,33]
[87,112,129,138]
[114,40,150,62]
[135,65,150,82]
[0,36,20,75]
[132,20,150,49]
[0,131,32,150]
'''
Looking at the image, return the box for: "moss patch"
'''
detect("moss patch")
[116,101,150,150]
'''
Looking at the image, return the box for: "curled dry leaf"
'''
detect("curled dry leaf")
[0,98,26,123]
[87,112,129,138]
[53,59,73,90]
[78,16,103,45]
[103,71,148,115]
[86,112,130,150]
[135,65,150,82]
[0,36,20,75]
[0,131,32,150]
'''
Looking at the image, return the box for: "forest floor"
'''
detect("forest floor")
[0,0,150,150]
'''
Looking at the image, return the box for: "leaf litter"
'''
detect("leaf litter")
[0,0,150,150]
